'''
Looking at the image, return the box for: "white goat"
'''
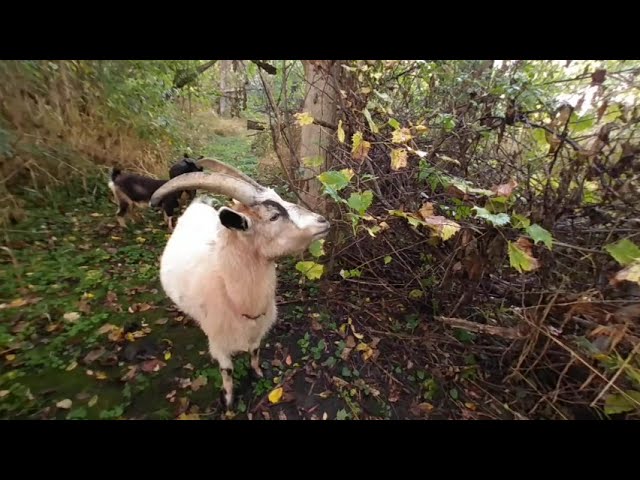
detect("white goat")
[149,158,330,409]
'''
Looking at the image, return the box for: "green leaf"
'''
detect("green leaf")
[295,261,324,280]
[347,190,374,216]
[384,256,392,265]
[472,207,511,227]
[363,108,379,133]
[604,390,640,415]
[512,213,531,229]
[66,407,88,420]
[337,120,345,143]
[318,169,353,192]
[409,289,423,300]
[526,224,553,250]
[308,239,325,258]
[388,118,401,130]
[449,388,459,400]
[508,241,539,273]
[336,408,349,420]
[303,156,324,169]
[604,239,640,266]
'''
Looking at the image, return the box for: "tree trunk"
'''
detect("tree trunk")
[298,60,340,212]
[219,60,232,117]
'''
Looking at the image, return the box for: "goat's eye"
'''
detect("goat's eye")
[270,212,280,222]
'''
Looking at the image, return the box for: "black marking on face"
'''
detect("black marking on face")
[220,208,249,231]
[261,200,289,220]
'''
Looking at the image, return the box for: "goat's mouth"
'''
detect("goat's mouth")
[313,227,330,239]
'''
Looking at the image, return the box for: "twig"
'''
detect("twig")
[435,316,525,340]
[590,341,640,409]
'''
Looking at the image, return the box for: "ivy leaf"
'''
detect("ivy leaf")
[508,238,540,273]
[296,261,324,280]
[605,239,640,266]
[384,256,392,265]
[337,120,345,143]
[347,190,373,216]
[390,149,408,170]
[295,112,314,126]
[472,207,510,227]
[526,224,553,250]
[309,239,325,258]
[363,108,379,133]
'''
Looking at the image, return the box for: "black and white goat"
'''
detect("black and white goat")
[108,156,202,230]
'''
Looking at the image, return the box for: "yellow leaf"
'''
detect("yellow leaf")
[613,260,640,286]
[295,112,314,126]
[89,212,103,217]
[337,120,345,143]
[6,354,16,362]
[392,128,413,143]
[88,395,98,407]
[268,387,284,404]
[390,149,408,170]
[465,402,477,411]
[66,361,78,371]
[414,125,428,133]
[0,390,9,398]
[136,237,146,244]
[177,413,200,420]
[95,371,107,380]
[111,236,121,240]
[351,132,371,161]
[56,399,73,409]
[164,352,172,361]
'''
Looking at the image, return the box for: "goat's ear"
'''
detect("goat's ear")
[219,207,250,231]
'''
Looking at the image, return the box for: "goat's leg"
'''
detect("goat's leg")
[209,342,234,409]
[249,343,264,378]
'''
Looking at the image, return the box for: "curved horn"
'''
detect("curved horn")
[150,172,260,207]
[196,157,263,189]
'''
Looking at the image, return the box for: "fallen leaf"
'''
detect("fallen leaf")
[83,348,105,364]
[5,354,16,362]
[89,212,103,217]
[97,323,117,335]
[0,390,9,398]
[311,318,323,331]
[183,363,194,371]
[190,376,208,392]
[63,312,80,322]
[285,355,292,366]
[346,336,356,348]
[95,372,107,380]
[8,298,28,308]
[392,127,413,143]
[508,238,540,273]
[390,149,408,170]
[295,112,314,126]
[351,132,371,161]
[11,321,29,333]
[66,361,78,371]
[88,395,99,407]
[410,402,434,416]
[177,413,200,420]
[418,202,435,220]
[268,387,284,404]
[155,318,168,325]
[421,215,461,241]
[141,359,166,373]
[465,402,477,411]
[340,347,353,361]
[56,399,72,409]
[491,179,518,197]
